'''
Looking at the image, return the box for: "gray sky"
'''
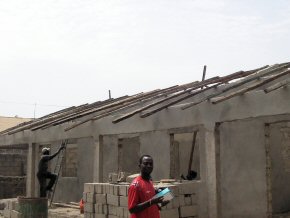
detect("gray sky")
[1,0,290,118]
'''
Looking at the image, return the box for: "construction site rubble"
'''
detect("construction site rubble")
[83,180,200,218]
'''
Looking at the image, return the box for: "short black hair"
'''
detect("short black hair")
[139,154,152,165]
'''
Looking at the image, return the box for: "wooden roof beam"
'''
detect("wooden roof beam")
[211,69,290,104]
[264,77,290,93]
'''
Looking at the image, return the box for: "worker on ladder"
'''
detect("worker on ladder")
[37,142,66,197]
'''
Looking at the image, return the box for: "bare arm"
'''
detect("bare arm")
[129,196,164,214]
[47,144,65,160]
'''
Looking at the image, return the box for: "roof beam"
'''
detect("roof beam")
[211,69,290,104]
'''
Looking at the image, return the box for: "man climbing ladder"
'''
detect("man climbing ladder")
[37,141,66,197]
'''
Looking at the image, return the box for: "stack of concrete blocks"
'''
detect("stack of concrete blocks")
[83,181,199,218]
[3,198,22,218]
[156,181,199,218]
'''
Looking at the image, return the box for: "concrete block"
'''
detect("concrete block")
[94,183,104,194]
[108,205,117,216]
[84,183,95,193]
[123,208,130,218]
[95,194,107,204]
[84,202,95,213]
[191,194,198,204]
[179,182,199,195]
[84,212,93,218]
[108,173,118,183]
[104,204,109,215]
[107,215,118,218]
[179,195,185,206]
[86,192,96,203]
[94,203,104,214]
[107,194,119,206]
[184,195,192,206]
[10,210,22,218]
[116,206,124,217]
[179,205,198,217]
[104,184,114,195]
[171,196,180,208]
[119,185,128,196]
[160,208,179,218]
[4,208,11,218]
[113,185,119,196]
[119,196,128,207]
[94,214,107,218]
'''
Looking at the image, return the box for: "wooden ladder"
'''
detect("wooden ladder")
[49,139,68,207]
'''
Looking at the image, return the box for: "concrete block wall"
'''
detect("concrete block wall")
[0,176,26,199]
[0,154,26,176]
[83,181,199,218]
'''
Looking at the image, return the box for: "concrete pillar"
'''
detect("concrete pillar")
[204,130,218,218]
[26,143,36,197]
[93,136,102,182]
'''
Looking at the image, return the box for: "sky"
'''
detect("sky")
[0,0,290,118]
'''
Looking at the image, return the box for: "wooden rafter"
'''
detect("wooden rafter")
[211,69,290,104]
[181,64,288,110]
[264,77,290,93]
[139,65,269,118]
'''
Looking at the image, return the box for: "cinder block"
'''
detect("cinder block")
[94,183,104,194]
[179,195,185,206]
[116,206,124,217]
[104,184,114,195]
[84,212,93,218]
[108,205,117,216]
[95,194,107,204]
[119,185,128,196]
[84,183,95,193]
[94,214,107,218]
[191,194,198,204]
[107,194,119,206]
[184,195,192,206]
[94,203,104,214]
[113,185,119,196]
[179,182,199,195]
[4,208,11,218]
[108,173,118,183]
[87,192,96,203]
[119,196,128,207]
[107,215,118,218]
[171,196,180,208]
[160,208,179,218]
[179,205,198,217]
[84,202,95,213]
[10,210,22,218]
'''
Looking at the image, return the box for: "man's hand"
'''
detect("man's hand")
[150,196,164,205]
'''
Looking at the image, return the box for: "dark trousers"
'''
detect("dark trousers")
[37,171,57,197]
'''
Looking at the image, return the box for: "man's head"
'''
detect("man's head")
[139,155,153,178]
[41,147,50,155]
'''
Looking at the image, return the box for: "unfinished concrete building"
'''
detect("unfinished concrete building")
[0,62,289,218]
[0,116,31,199]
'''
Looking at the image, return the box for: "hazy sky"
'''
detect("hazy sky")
[1,0,290,118]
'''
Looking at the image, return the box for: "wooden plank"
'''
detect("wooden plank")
[264,77,290,93]
[181,64,287,110]
[140,83,220,118]
[139,65,268,118]
[211,69,290,104]
[205,64,288,100]
[62,82,201,131]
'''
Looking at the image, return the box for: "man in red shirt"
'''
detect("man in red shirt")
[128,155,165,218]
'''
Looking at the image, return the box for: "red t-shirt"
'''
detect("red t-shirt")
[128,176,160,218]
